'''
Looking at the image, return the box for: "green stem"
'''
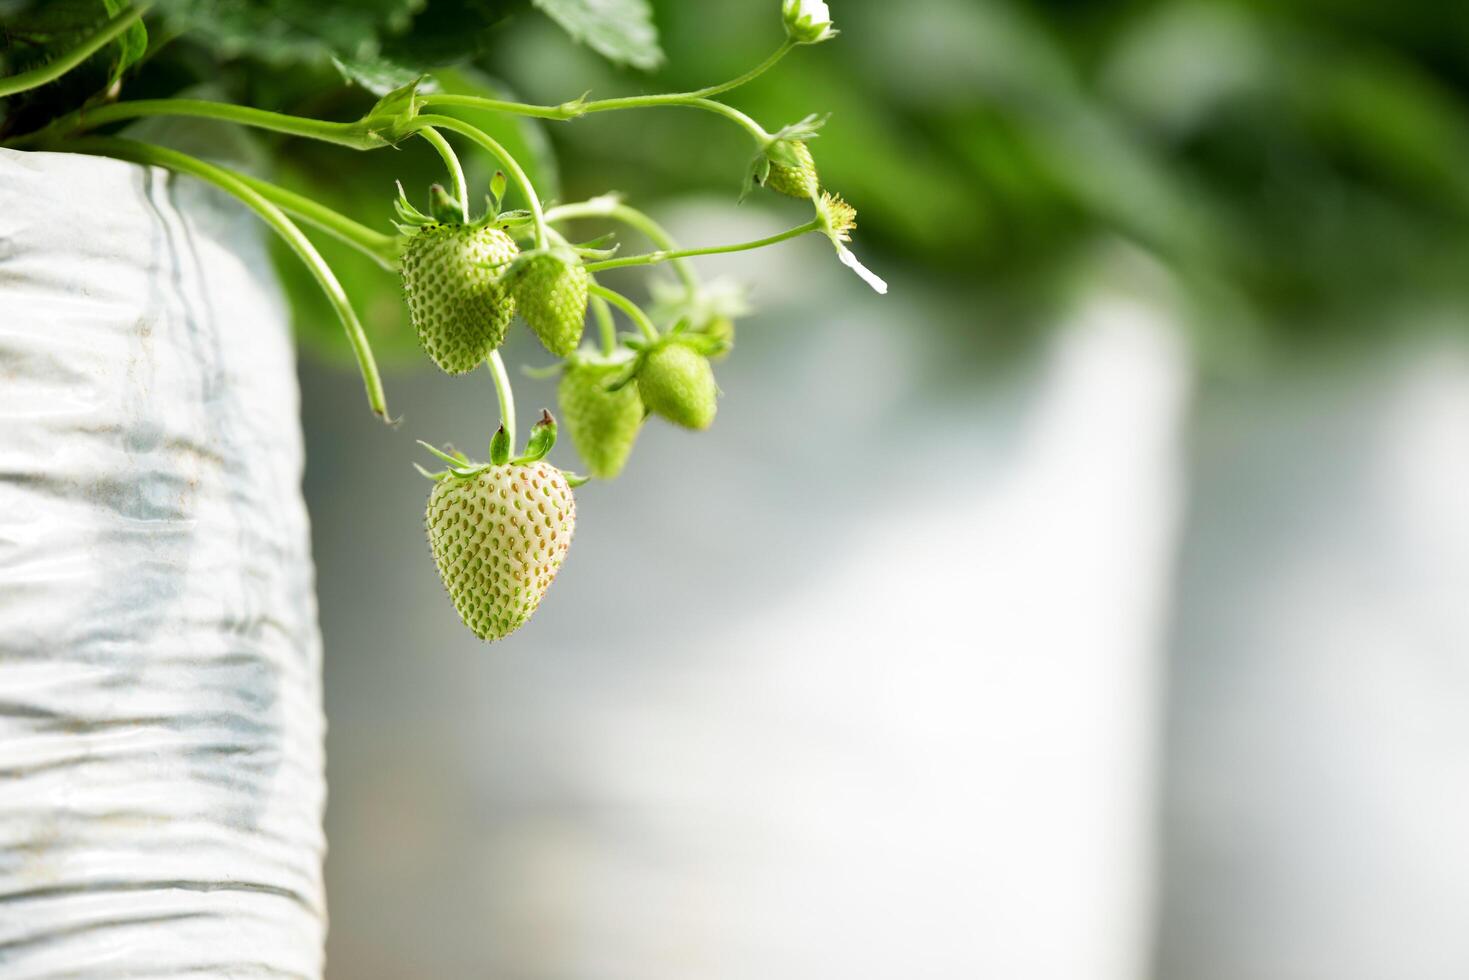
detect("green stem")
[62,137,389,420]
[417,126,469,222]
[590,294,617,356]
[0,4,150,98]
[546,199,697,290]
[415,94,575,121]
[417,40,792,135]
[582,96,771,142]
[690,40,795,99]
[419,94,772,144]
[588,284,659,343]
[8,97,384,150]
[486,351,516,456]
[231,171,398,269]
[584,217,821,273]
[409,114,546,249]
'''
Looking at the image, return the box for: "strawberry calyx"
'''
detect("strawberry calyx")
[489,425,512,465]
[648,277,749,359]
[361,76,429,146]
[501,244,581,282]
[515,410,558,465]
[414,410,563,483]
[393,180,504,237]
[428,183,463,223]
[654,325,729,360]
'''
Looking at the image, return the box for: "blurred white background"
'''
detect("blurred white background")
[304,205,1469,979]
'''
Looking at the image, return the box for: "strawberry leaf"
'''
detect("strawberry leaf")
[100,0,147,87]
[530,0,663,71]
[333,56,437,97]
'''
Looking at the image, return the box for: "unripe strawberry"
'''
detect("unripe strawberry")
[638,340,718,430]
[400,222,519,374]
[760,140,819,198]
[509,249,589,357]
[425,460,576,641]
[558,359,644,479]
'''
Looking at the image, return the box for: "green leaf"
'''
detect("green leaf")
[530,0,663,71]
[378,0,514,67]
[150,0,422,66]
[100,0,147,86]
[0,0,141,130]
[332,56,437,97]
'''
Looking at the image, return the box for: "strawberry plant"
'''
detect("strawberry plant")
[1,0,886,641]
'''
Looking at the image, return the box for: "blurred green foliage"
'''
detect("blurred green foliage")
[6,0,1469,365]
[566,0,1469,357]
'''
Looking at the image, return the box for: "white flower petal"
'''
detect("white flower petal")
[838,245,888,294]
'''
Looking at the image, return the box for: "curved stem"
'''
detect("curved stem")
[62,137,389,420]
[419,93,772,145]
[409,114,546,249]
[486,351,517,456]
[546,199,697,290]
[8,97,382,150]
[584,217,821,274]
[690,40,795,99]
[582,96,771,143]
[588,284,659,343]
[231,171,398,268]
[416,40,792,131]
[417,127,469,223]
[0,4,150,98]
[590,294,617,356]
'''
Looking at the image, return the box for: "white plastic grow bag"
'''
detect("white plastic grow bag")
[0,148,325,977]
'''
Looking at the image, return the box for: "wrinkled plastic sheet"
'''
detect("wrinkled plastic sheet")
[0,148,325,978]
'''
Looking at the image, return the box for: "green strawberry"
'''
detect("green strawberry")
[400,222,519,374]
[760,140,819,198]
[424,457,576,641]
[638,340,718,430]
[558,358,644,479]
[509,249,589,357]
[395,184,519,375]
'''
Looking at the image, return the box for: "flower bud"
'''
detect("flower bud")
[782,0,836,44]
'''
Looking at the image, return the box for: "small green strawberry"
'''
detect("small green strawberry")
[508,248,589,357]
[760,140,819,198]
[420,415,576,642]
[636,339,718,430]
[396,184,519,375]
[558,356,644,479]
